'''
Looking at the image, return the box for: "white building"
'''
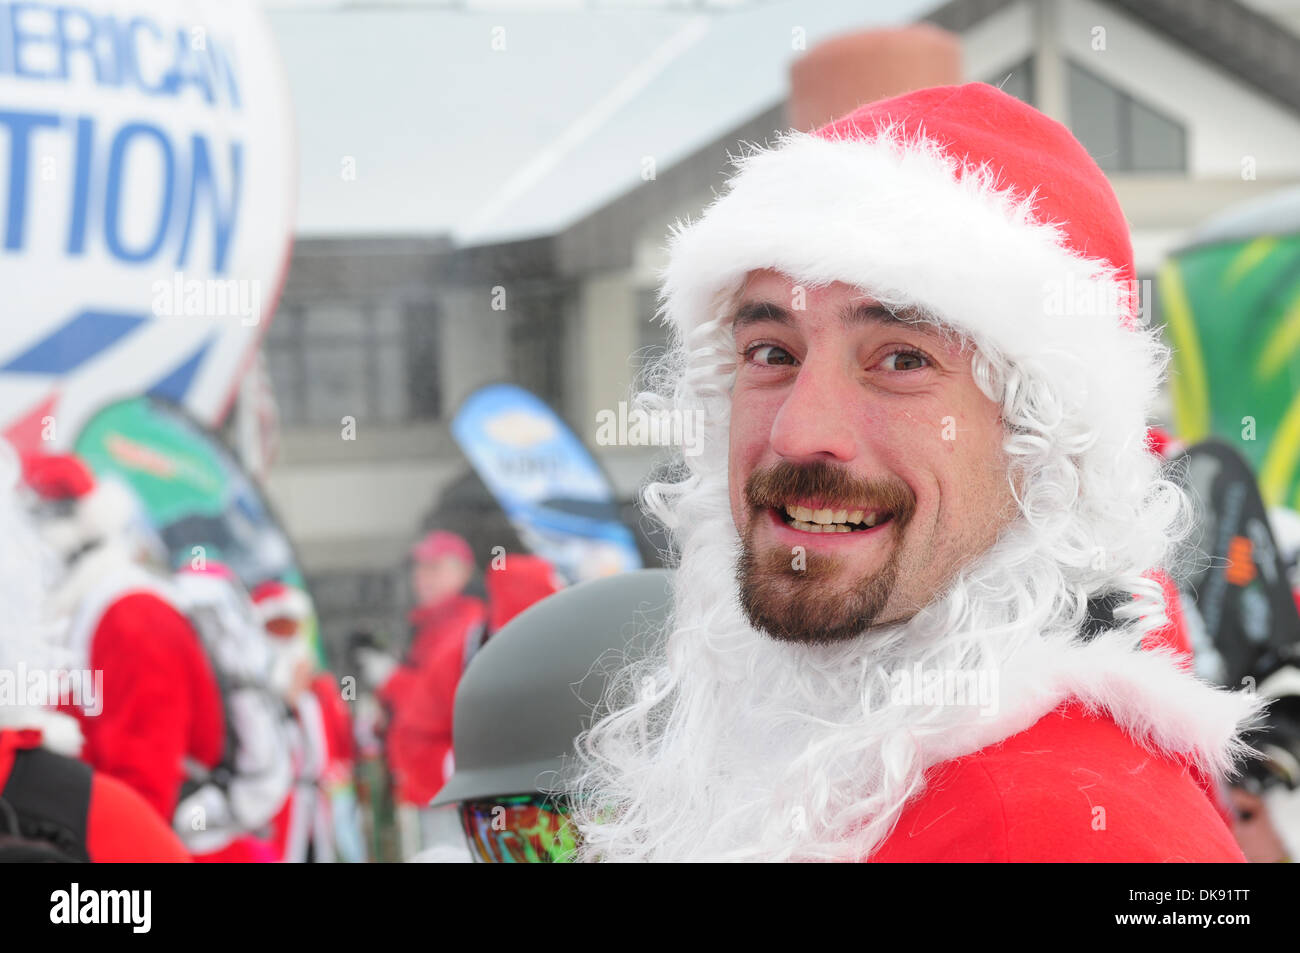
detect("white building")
[263,0,1300,651]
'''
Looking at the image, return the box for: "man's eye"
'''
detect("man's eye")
[746,344,796,366]
[880,350,930,371]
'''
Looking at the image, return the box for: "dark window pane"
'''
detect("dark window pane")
[991,57,1034,105]
[1129,97,1186,172]
[509,291,564,408]
[1068,62,1123,173]
[372,305,403,340]
[304,305,364,340]
[265,348,301,426]
[375,341,408,421]
[404,303,441,420]
[1068,61,1185,173]
[304,343,367,423]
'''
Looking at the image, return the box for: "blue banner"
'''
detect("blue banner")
[451,384,641,583]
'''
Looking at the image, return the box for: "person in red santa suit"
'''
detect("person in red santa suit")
[253,579,363,862]
[171,562,294,863]
[571,83,1263,863]
[0,445,190,862]
[19,454,225,828]
[377,530,486,858]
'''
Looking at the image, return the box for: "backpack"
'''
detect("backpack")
[0,745,91,863]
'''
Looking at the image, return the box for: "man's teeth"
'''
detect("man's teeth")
[783,505,880,530]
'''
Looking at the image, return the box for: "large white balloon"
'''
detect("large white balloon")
[0,0,295,451]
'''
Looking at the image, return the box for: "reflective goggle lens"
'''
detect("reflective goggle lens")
[459,794,577,863]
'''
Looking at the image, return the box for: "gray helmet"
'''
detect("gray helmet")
[432,568,672,806]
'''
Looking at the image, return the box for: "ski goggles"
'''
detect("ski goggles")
[458,793,578,863]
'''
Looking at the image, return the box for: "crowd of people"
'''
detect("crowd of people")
[7,78,1300,867]
[0,441,560,862]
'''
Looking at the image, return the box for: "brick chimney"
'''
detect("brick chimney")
[787,25,963,132]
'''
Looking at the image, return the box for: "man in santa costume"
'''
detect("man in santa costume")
[171,562,294,862]
[572,83,1263,862]
[378,529,486,857]
[20,454,226,827]
[0,445,190,861]
[253,579,363,862]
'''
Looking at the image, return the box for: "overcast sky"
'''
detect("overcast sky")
[266,0,939,244]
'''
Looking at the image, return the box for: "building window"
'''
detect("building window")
[306,569,404,663]
[404,303,442,421]
[507,286,565,409]
[265,301,442,426]
[989,57,1034,105]
[1067,61,1186,173]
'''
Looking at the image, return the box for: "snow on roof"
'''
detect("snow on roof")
[267,0,938,243]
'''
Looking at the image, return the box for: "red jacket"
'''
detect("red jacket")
[69,592,225,821]
[0,729,190,862]
[380,594,486,804]
[870,701,1244,862]
[485,554,563,634]
[311,671,355,767]
[872,574,1241,863]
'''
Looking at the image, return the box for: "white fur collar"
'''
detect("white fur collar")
[915,627,1264,780]
[0,706,84,758]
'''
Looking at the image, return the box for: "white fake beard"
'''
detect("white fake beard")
[572,477,1080,863]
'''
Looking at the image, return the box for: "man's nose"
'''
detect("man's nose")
[768,356,859,462]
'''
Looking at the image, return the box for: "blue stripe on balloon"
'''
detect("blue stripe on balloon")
[0,311,148,374]
[148,335,213,403]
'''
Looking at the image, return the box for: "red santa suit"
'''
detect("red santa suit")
[380,594,486,805]
[67,585,226,821]
[4,454,196,861]
[870,700,1243,862]
[171,565,295,862]
[568,83,1265,863]
[22,455,225,824]
[272,674,356,863]
[871,572,1240,862]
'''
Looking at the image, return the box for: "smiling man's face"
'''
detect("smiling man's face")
[729,269,1020,644]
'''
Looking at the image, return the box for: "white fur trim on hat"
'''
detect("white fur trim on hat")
[41,480,138,561]
[0,707,84,758]
[254,586,312,624]
[660,128,1160,452]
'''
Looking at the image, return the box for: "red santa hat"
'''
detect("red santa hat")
[250,579,312,635]
[660,82,1158,459]
[411,529,474,566]
[1145,425,1185,459]
[20,453,136,556]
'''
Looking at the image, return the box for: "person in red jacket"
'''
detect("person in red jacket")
[379,530,486,858]
[0,445,190,862]
[570,83,1262,862]
[20,454,225,825]
[253,579,364,862]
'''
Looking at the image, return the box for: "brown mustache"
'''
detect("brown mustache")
[745,461,916,526]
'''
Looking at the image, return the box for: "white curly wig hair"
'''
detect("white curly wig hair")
[570,86,1263,862]
[0,440,82,752]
